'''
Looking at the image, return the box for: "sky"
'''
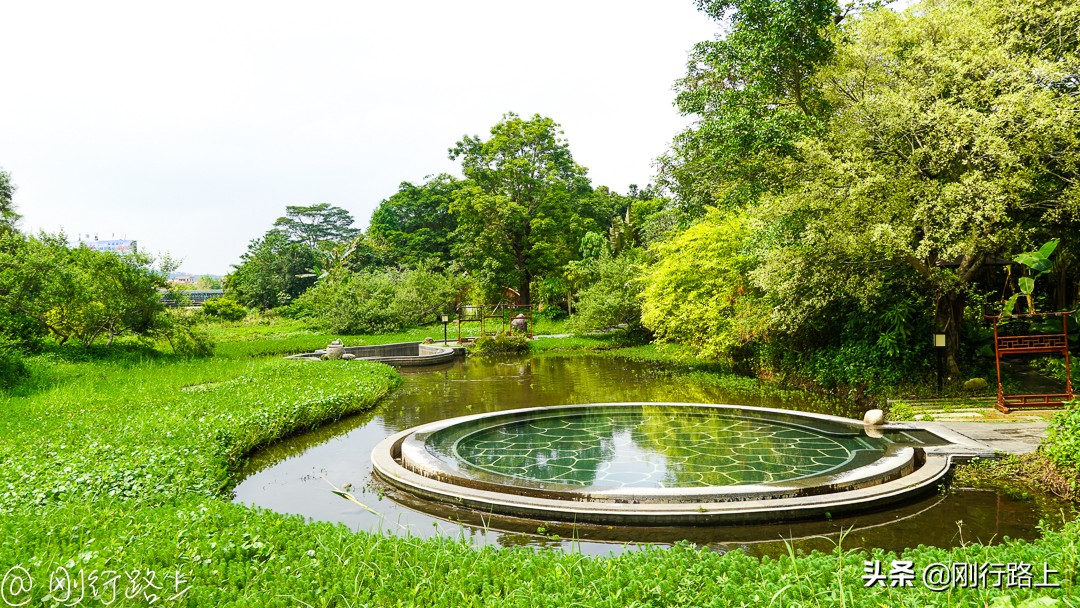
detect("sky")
[0,1,718,275]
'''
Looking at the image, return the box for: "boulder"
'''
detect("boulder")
[862,409,885,426]
[510,313,528,333]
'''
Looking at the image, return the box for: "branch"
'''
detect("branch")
[901,252,932,280]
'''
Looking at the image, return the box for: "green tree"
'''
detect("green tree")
[368,174,460,269]
[226,229,319,309]
[449,113,596,304]
[0,169,18,235]
[641,211,764,361]
[272,203,359,250]
[195,274,222,290]
[570,248,650,334]
[293,265,468,334]
[0,233,194,349]
[658,0,842,214]
[750,0,1080,376]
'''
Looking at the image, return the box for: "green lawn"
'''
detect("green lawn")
[0,325,1076,606]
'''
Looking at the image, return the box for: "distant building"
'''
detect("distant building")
[171,275,195,285]
[79,239,137,253]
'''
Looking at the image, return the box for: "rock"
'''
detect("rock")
[863,409,885,426]
[423,337,435,344]
[342,353,356,361]
[510,313,528,333]
[963,377,988,392]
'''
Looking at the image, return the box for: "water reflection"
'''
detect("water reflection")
[234,352,1076,556]
[437,407,880,488]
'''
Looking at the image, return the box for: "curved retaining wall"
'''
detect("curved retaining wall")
[372,403,958,526]
[287,341,465,367]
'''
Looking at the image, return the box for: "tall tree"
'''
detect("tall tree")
[225,229,319,309]
[750,0,1080,376]
[659,0,842,214]
[449,113,595,304]
[272,203,359,250]
[0,169,19,235]
[368,174,461,269]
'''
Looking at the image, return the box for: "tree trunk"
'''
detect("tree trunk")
[934,291,965,380]
[520,271,531,306]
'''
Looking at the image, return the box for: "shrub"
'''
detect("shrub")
[887,401,916,421]
[0,341,28,390]
[570,250,647,334]
[156,314,215,357]
[472,331,529,355]
[0,308,45,352]
[201,297,248,322]
[641,211,763,361]
[294,266,468,334]
[1044,399,1080,475]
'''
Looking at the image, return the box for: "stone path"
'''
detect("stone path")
[922,420,1049,455]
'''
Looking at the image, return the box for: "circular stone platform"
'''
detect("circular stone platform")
[372,403,958,525]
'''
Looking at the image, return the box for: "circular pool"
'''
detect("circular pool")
[372,403,955,525]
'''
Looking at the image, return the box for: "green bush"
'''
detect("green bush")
[293,265,468,334]
[472,331,530,355]
[1044,399,1080,474]
[0,341,28,390]
[156,314,215,357]
[641,211,763,361]
[201,296,247,321]
[0,308,46,351]
[887,400,916,421]
[570,249,647,334]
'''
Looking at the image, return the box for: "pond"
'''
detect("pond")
[233,352,1076,557]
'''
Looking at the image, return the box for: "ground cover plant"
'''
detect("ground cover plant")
[0,325,1078,607]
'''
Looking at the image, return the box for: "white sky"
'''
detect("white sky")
[0,1,718,275]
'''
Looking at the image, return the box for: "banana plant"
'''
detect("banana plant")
[1001,239,1059,317]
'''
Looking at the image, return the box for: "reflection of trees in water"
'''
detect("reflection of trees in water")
[381,354,838,432]
[455,411,638,486]
[632,406,855,486]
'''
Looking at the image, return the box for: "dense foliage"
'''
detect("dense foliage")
[226,229,320,310]
[569,249,649,334]
[471,330,530,355]
[449,113,610,304]
[1045,399,1080,476]
[639,0,1080,392]
[0,230,210,361]
[642,211,760,361]
[368,174,461,269]
[290,265,468,334]
[199,296,247,321]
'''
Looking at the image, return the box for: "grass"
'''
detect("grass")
[1,321,1078,606]
[202,312,575,359]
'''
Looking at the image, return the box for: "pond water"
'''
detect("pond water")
[233,353,1076,557]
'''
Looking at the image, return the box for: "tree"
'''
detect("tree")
[570,248,650,334]
[195,275,222,290]
[0,169,18,235]
[0,233,188,348]
[449,113,596,304]
[272,203,359,250]
[658,0,843,215]
[641,211,764,360]
[226,229,319,309]
[368,174,461,269]
[749,0,1080,377]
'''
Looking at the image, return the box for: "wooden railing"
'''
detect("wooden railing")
[986,311,1075,413]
